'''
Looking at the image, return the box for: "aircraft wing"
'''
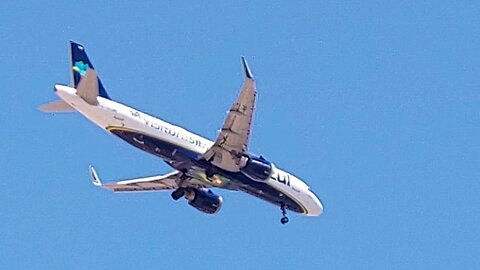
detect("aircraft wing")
[202,58,256,172]
[89,166,207,192]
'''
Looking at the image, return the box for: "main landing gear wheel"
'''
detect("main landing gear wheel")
[280,203,289,224]
[205,168,215,179]
[171,188,185,200]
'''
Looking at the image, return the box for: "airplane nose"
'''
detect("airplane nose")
[317,197,324,215]
[308,190,324,216]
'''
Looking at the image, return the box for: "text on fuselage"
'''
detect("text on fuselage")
[271,172,291,186]
[129,110,208,149]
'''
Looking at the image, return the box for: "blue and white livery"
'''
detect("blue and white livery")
[40,41,323,224]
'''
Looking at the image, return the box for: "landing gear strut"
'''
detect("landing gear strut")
[171,188,185,200]
[280,203,289,224]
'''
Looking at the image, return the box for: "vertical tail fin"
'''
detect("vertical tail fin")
[70,41,111,99]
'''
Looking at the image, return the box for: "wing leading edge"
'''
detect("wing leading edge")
[203,58,257,172]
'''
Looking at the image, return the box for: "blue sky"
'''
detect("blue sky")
[1,2,479,269]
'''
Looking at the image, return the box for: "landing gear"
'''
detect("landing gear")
[171,188,185,200]
[205,168,215,179]
[280,203,289,224]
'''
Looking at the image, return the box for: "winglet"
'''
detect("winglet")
[241,57,254,80]
[89,165,102,187]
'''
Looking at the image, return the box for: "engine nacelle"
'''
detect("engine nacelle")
[240,155,273,182]
[186,188,223,214]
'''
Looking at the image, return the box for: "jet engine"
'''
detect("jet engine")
[239,155,273,182]
[185,188,223,214]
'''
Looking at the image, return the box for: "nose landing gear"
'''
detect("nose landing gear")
[280,203,289,224]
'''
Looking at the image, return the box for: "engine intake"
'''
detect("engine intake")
[240,155,273,182]
[186,188,223,214]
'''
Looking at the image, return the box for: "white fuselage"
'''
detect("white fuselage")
[55,84,323,216]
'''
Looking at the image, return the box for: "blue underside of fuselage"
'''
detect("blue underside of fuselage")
[108,128,304,214]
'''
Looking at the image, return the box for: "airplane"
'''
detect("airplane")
[40,41,324,224]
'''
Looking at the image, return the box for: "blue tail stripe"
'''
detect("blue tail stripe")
[70,41,111,99]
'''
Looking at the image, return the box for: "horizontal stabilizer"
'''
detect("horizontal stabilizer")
[77,69,99,105]
[38,100,75,112]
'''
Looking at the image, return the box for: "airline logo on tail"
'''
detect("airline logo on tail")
[73,61,90,76]
[69,41,111,100]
